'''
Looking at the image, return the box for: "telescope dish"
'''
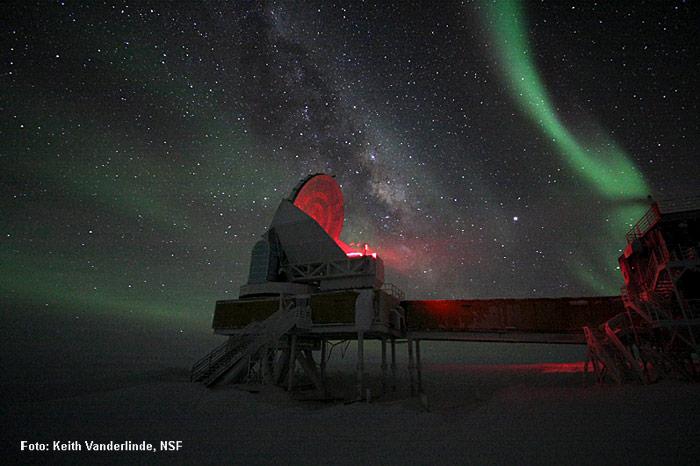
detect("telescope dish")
[290,174,344,241]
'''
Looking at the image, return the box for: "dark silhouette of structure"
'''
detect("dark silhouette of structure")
[191,177,700,397]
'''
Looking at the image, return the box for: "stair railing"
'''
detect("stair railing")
[203,306,299,386]
[190,317,271,382]
[191,337,237,382]
[603,315,647,383]
[625,204,661,244]
[621,286,653,323]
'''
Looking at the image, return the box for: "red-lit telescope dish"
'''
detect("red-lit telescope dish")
[291,174,344,241]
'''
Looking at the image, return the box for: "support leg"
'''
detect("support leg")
[416,339,423,393]
[261,345,271,384]
[381,337,387,396]
[407,334,415,396]
[320,339,328,398]
[320,339,327,381]
[391,337,397,392]
[274,347,290,385]
[298,350,323,390]
[287,334,297,392]
[357,331,365,400]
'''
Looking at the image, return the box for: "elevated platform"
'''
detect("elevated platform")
[402,296,623,335]
[212,293,622,342]
[213,288,404,337]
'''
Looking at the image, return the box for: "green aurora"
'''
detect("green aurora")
[485,0,652,293]
[2,2,663,328]
[3,66,276,329]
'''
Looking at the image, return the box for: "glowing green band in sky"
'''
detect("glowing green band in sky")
[485,1,654,293]
[486,0,650,200]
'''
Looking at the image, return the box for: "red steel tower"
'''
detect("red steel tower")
[587,198,700,383]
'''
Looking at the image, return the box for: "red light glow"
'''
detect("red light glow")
[292,175,378,259]
[346,251,378,259]
[292,174,344,242]
[429,362,586,374]
[345,242,377,259]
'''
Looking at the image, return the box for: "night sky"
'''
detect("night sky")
[3,1,698,330]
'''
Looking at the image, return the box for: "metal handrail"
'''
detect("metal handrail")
[603,316,646,383]
[625,204,661,244]
[201,307,299,386]
[281,256,378,282]
[190,318,267,381]
[620,286,655,324]
[190,338,236,381]
[381,283,405,301]
[191,299,300,383]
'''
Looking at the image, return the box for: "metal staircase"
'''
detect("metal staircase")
[191,303,299,387]
[584,327,625,384]
[584,313,647,384]
[654,277,674,297]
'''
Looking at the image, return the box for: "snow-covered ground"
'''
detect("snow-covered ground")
[4,309,699,465]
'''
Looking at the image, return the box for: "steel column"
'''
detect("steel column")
[381,337,387,395]
[390,337,397,391]
[357,331,365,399]
[287,334,297,391]
[407,335,415,396]
[416,339,422,393]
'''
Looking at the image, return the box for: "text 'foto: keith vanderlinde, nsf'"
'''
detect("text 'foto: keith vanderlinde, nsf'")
[20,440,183,452]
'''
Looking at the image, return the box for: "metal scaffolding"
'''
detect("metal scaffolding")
[585,199,700,383]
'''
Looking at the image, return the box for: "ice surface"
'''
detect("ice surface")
[4,308,699,465]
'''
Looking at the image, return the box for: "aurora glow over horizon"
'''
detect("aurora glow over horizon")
[2,1,697,329]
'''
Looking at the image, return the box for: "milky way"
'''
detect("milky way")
[2,1,698,329]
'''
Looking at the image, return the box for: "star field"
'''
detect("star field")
[2,1,698,328]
